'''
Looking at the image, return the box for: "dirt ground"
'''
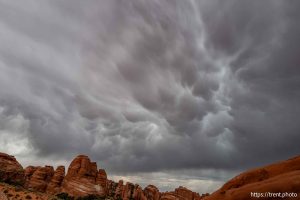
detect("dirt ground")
[0,183,58,200]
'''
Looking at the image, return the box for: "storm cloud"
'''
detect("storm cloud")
[0,0,300,193]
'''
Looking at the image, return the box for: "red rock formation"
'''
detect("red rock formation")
[122,182,147,200]
[133,184,147,200]
[107,180,147,200]
[160,192,180,200]
[2,151,300,200]
[61,155,107,198]
[107,180,118,197]
[175,187,194,200]
[114,180,124,199]
[46,166,65,195]
[24,166,38,188]
[144,185,160,200]
[121,182,134,200]
[0,152,24,185]
[161,187,202,200]
[25,165,54,192]
[203,155,300,200]
[97,169,107,194]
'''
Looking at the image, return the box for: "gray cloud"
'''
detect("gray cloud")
[0,0,300,193]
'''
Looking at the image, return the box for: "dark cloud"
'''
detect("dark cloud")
[0,0,300,193]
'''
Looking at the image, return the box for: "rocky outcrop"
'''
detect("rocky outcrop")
[175,187,202,200]
[121,182,148,200]
[121,182,134,200]
[24,165,54,192]
[0,152,25,185]
[161,192,178,200]
[107,180,201,200]
[144,185,160,200]
[161,187,202,200]
[46,166,65,194]
[61,155,107,198]
[203,155,300,200]
[107,180,149,200]
[97,169,108,194]
[114,180,124,199]
[175,187,195,200]
[3,151,299,200]
[133,184,147,200]
[107,180,119,197]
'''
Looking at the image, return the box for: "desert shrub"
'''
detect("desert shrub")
[77,194,105,200]
[7,193,13,197]
[26,194,32,199]
[14,185,23,192]
[56,192,74,200]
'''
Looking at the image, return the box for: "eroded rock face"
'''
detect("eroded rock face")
[25,166,55,192]
[133,184,147,200]
[0,152,25,185]
[107,180,118,197]
[203,155,300,200]
[24,166,38,188]
[121,181,133,200]
[97,169,107,194]
[160,192,179,200]
[175,186,202,200]
[46,166,65,195]
[61,155,107,198]
[122,182,146,200]
[144,185,160,200]
[114,180,124,199]
[161,187,202,200]
[175,187,194,200]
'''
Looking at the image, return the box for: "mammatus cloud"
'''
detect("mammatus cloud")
[0,0,300,193]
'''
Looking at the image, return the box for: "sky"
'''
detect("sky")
[0,0,300,194]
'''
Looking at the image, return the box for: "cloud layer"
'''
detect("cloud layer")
[0,0,300,193]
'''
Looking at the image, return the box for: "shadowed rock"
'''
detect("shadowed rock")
[0,152,25,185]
